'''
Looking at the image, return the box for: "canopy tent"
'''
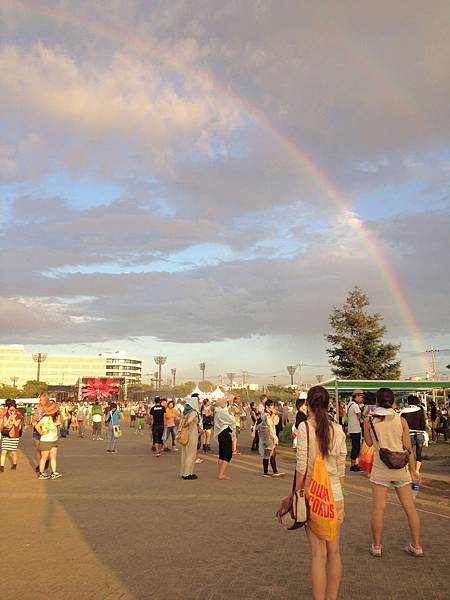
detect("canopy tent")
[210,386,225,399]
[0,397,41,405]
[321,379,450,393]
[191,385,204,397]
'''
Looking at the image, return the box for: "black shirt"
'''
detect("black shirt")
[295,410,308,429]
[150,405,165,428]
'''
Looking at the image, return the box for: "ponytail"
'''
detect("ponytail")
[306,385,333,458]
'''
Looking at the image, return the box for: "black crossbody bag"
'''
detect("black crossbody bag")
[369,417,410,470]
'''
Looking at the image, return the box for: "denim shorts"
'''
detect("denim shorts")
[32,431,41,441]
[370,479,411,489]
[410,432,425,444]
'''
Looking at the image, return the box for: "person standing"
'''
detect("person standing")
[35,403,62,480]
[77,403,88,438]
[0,400,24,472]
[363,387,423,557]
[250,402,260,452]
[201,398,214,453]
[130,405,137,428]
[401,396,427,472]
[214,397,236,480]
[91,401,103,441]
[163,400,178,452]
[347,390,363,472]
[149,397,166,457]
[278,385,347,600]
[179,394,203,480]
[257,400,284,477]
[231,396,242,454]
[106,402,121,453]
[31,392,50,473]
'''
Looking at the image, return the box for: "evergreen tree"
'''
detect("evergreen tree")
[325,287,401,379]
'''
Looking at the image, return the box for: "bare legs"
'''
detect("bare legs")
[370,483,421,549]
[306,526,342,600]
[217,459,230,480]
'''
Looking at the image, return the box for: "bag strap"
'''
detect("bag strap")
[369,417,380,443]
[292,421,310,492]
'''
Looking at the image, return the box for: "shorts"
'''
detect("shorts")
[152,425,164,445]
[370,479,411,489]
[33,431,41,441]
[40,441,58,451]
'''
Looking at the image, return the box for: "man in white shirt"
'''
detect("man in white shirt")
[347,389,363,472]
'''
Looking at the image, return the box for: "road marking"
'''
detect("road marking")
[347,489,450,519]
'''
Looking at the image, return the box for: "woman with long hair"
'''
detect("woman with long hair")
[213,397,236,480]
[256,399,284,478]
[363,388,422,557]
[106,402,121,453]
[0,400,24,472]
[201,398,214,453]
[294,386,347,600]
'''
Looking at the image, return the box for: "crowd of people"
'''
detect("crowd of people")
[1,386,448,600]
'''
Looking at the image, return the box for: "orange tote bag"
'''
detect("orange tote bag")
[307,455,338,541]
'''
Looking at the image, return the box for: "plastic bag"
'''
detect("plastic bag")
[307,455,338,541]
[359,442,374,474]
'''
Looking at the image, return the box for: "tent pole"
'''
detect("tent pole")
[335,379,339,423]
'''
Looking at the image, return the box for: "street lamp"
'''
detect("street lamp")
[272,375,277,386]
[286,365,297,386]
[32,353,47,382]
[199,362,206,385]
[227,372,235,390]
[153,355,167,391]
[171,368,177,387]
[10,376,18,388]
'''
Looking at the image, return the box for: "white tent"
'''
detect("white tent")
[210,386,225,399]
[191,385,203,396]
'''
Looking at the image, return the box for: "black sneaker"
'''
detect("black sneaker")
[11,464,17,470]
[350,465,362,472]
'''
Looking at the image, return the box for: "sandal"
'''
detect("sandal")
[370,544,382,557]
[404,544,424,557]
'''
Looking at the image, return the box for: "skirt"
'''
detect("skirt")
[1,436,20,451]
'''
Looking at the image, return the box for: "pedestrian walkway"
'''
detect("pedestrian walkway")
[1,428,449,600]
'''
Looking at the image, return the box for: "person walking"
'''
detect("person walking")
[0,400,24,472]
[135,404,146,435]
[91,401,104,441]
[106,402,121,453]
[401,396,427,472]
[281,385,347,600]
[214,397,236,480]
[257,399,284,477]
[347,389,363,471]
[363,387,423,557]
[163,400,178,452]
[179,394,203,480]
[35,402,62,479]
[231,396,242,454]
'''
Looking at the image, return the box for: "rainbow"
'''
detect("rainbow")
[14,0,428,368]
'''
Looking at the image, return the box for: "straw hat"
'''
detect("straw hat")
[45,402,59,416]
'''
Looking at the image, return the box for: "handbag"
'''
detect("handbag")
[369,417,410,469]
[175,418,189,445]
[113,424,122,438]
[276,422,310,530]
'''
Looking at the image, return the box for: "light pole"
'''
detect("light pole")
[32,353,47,382]
[298,361,304,389]
[153,355,167,391]
[10,376,18,388]
[426,347,439,380]
[272,375,277,387]
[171,368,177,388]
[242,370,248,387]
[199,362,206,385]
[286,365,297,386]
[316,374,324,383]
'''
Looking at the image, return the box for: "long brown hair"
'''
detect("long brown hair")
[307,385,333,458]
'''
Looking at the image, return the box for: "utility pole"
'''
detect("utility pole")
[171,368,177,388]
[153,355,167,391]
[10,376,18,388]
[199,362,206,385]
[227,372,235,390]
[242,370,248,387]
[298,361,304,390]
[32,353,47,382]
[286,365,297,386]
[426,347,439,380]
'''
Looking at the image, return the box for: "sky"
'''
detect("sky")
[1,0,449,385]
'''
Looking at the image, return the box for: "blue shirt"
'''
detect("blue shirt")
[107,409,121,426]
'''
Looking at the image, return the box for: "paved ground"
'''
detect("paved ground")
[1,426,449,600]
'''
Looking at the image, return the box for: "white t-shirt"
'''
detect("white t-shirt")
[92,414,102,423]
[347,401,362,434]
[39,416,58,442]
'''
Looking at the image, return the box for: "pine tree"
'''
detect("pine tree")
[325,287,401,379]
